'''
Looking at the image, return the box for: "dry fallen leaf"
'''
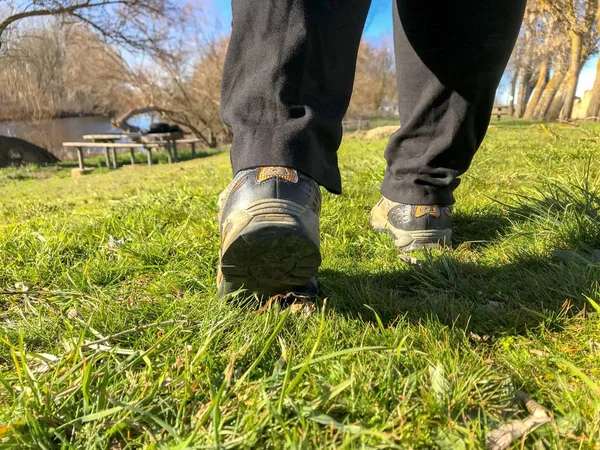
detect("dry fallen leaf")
[255,292,317,315]
[487,392,553,450]
[398,254,423,266]
[67,308,82,319]
[290,301,317,317]
[487,415,552,450]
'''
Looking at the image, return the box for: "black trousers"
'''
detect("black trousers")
[221,1,526,205]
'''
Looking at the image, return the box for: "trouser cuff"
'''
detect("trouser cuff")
[229,127,342,195]
[381,169,456,206]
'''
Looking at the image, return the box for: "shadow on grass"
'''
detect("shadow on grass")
[223,175,598,339]
[319,253,598,337]
[452,210,512,248]
[321,182,600,336]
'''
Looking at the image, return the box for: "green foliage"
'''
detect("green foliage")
[0,122,599,448]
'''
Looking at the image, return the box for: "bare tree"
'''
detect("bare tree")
[511,4,539,118]
[0,0,174,52]
[529,14,571,120]
[0,0,179,123]
[1,1,231,148]
[538,0,598,120]
[508,1,569,120]
[523,57,550,118]
[113,9,232,147]
[507,0,600,121]
[585,3,600,118]
[0,23,129,121]
[348,41,397,117]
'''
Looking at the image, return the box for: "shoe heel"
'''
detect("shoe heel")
[397,229,452,252]
[220,200,321,296]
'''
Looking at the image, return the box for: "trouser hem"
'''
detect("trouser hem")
[380,170,456,206]
[229,129,342,195]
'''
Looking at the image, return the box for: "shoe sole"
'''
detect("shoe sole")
[370,208,452,252]
[219,200,321,297]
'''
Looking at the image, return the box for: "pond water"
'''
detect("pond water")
[0,115,152,158]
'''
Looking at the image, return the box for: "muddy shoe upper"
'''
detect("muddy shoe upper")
[218,167,321,229]
[370,197,453,251]
[217,167,322,297]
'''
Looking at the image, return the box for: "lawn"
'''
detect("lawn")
[1,121,599,448]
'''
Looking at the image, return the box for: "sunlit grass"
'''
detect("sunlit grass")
[1,121,599,448]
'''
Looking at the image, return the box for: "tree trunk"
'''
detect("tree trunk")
[559,32,583,121]
[515,69,530,118]
[546,87,566,121]
[519,74,536,118]
[586,6,600,120]
[524,59,550,119]
[532,68,566,120]
[508,70,518,117]
[208,129,217,148]
[585,55,600,119]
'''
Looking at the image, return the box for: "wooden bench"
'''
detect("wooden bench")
[174,138,201,156]
[83,133,182,165]
[136,133,184,163]
[63,138,203,170]
[136,137,201,162]
[342,119,371,131]
[63,142,162,169]
[492,105,510,121]
[138,136,201,162]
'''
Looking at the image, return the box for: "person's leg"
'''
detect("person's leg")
[371,0,525,251]
[382,0,526,206]
[218,0,371,297]
[221,0,372,195]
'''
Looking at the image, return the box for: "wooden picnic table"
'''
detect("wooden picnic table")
[82,134,143,139]
[64,142,162,170]
[64,132,199,172]
[82,134,139,169]
[138,132,185,163]
[82,132,183,168]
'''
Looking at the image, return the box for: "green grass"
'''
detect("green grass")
[1,122,600,448]
[367,116,401,129]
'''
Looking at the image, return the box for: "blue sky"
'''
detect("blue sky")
[205,0,595,97]
[205,0,393,41]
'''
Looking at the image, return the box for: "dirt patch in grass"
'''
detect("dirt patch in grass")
[353,125,399,141]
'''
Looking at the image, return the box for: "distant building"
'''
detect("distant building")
[571,91,591,120]
[380,101,399,118]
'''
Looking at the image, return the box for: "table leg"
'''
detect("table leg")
[130,148,136,165]
[172,140,179,162]
[111,148,118,169]
[166,142,173,164]
[146,148,153,166]
[191,142,196,157]
[104,147,111,168]
[77,147,84,169]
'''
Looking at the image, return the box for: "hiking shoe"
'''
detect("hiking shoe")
[370,197,453,251]
[217,167,322,297]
